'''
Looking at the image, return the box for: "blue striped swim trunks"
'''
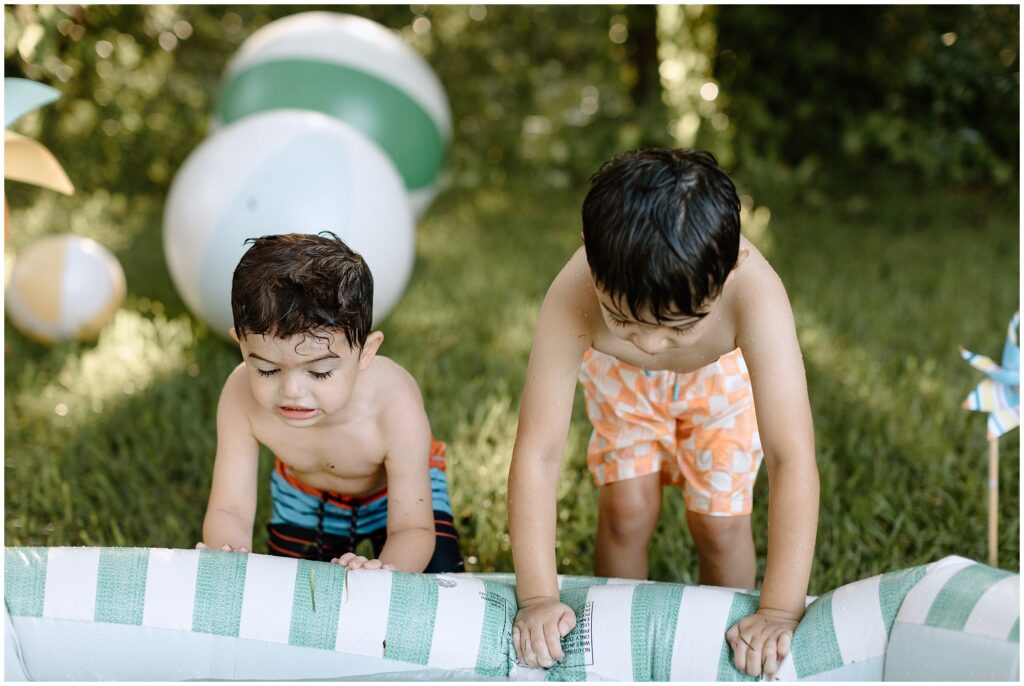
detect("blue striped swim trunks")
[265,439,463,572]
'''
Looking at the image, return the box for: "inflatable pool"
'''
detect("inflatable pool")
[4,547,1018,681]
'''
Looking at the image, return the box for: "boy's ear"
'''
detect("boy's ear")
[724,248,750,286]
[358,331,384,370]
[229,327,240,343]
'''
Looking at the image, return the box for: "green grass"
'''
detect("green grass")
[4,169,1019,596]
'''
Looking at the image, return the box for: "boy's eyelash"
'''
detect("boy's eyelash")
[611,315,694,335]
[255,368,333,379]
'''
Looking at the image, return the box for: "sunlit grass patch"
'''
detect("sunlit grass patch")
[10,303,195,431]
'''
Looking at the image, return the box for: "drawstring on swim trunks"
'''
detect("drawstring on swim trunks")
[315,492,328,560]
[312,491,361,561]
[348,503,358,554]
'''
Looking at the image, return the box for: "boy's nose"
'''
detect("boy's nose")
[281,373,305,399]
[633,333,669,354]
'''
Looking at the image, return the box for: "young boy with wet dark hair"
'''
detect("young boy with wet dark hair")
[198,232,463,573]
[508,149,818,678]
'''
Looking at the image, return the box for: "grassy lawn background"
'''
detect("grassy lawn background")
[5,164,1018,594]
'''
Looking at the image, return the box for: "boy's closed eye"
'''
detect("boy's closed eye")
[255,367,334,380]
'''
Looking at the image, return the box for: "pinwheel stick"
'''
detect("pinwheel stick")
[988,436,999,567]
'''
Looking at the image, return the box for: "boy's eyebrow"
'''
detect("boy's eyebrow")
[247,353,340,364]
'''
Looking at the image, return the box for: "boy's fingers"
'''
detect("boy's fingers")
[545,626,564,663]
[531,626,555,668]
[732,639,747,672]
[558,608,577,636]
[762,642,778,681]
[521,633,537,667]
[745,639,762,676]
[195,542,208,550]
[364,559,382,569]
[777,631,792,659]
[511,626,522,661]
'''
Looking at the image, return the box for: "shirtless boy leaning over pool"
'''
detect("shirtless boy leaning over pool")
[198,232,463,573]
[508,149,818,679]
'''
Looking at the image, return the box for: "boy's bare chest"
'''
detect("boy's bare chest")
[253,418,387,494]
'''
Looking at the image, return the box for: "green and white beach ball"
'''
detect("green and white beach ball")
[163,109,415,340]
[5,234,126,344]
[216,11,451,218]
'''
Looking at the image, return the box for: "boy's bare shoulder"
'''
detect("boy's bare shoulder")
[730,239,791,313]
[729,239,798,352]
[220,362,254,403]
[544,247,600,322]
[550,246,593,295]
[363,356,427,413]
[362,356,431,450]
[216,363,261,430]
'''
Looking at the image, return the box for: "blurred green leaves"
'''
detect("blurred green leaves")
[714,5,1019,185]
[4,4,671,207]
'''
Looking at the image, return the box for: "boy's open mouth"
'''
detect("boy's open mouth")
[277,405,319,419]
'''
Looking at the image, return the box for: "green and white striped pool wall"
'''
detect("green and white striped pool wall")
[4,548,1019,681]
[884,555,1020,680]
[4,547,515,677]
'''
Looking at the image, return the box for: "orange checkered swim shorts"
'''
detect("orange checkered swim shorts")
[579,348,763,516]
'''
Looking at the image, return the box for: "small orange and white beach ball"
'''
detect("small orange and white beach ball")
[5,234,126,343]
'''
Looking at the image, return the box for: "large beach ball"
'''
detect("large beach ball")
[163,109,415,340]
[5,234,126,343]
[216,11,451,218]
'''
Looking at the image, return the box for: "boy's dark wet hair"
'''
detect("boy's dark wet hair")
[582,148,741,322]
[231,232,373,349]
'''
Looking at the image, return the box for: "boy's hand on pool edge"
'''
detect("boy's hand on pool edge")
[330,552,396,570]
[512,597,577,668]
[195,542,249,553]
[726,608,800,680]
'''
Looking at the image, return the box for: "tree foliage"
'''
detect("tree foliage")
[4,4,665,203]
[713,5,1019,185]
[5,4,1016,198]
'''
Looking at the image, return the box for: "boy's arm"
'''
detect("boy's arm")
[509,260,592,668]
[373,376,436,572]
[201,369,261,551]
[728,270,819,678]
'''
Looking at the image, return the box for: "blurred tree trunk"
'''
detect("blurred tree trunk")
[627,4,660,105]
[625,4,671,148]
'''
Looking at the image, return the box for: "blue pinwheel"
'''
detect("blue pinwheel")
[961,311,1020,439]
[959,311,1019,567]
